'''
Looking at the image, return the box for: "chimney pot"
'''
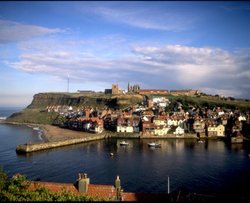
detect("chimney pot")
[78,173,90,193]
[115,175,121,189]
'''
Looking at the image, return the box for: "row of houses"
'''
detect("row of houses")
[60,106,232,138]
[47,95,249,138]
[114,111,226,137]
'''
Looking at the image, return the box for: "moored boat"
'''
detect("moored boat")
[197,139,204,143]
[120,141,129,146]
[148,142,161,147]
[230,131,244,144]
[231,136,243,144]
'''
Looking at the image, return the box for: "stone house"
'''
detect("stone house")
[217,124,225,137]
[153,118,166,126]
[173,126,185,135]
[117,126,133,133]
[207,125,217,137]
[207,124,225,137]
[154,126,170,136]
[142,122,155,136]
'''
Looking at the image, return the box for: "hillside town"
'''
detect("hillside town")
[45,84,250,142]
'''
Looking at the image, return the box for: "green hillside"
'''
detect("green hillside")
[5,92,250,125]
[145,93,250,111]
[27,92,144,109]
[6,92,144,124]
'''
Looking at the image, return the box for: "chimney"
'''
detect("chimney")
[85,109,90,119]
[115,175,121,189]
[78,173,90,193]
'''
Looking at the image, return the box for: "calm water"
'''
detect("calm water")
[0,107,24,118]
[1,108,250,199]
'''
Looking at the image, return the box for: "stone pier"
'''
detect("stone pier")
[16,134,106,153]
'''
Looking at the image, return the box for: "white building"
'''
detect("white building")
[117,126,133,133]
[174,126,185,135]
[238,115,246,121]
[154,127,170,136]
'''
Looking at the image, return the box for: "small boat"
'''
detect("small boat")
[231,136,243,144]
[148,143,161,147]
[230,132,243,144]
[120,141,129,146]
[110,152,114,156]
[197,139,204,143]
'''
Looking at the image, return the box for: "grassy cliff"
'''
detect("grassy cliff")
[166,94,250,111]
[6,92,144,124]
[27,92,144,109]
[5,92,250,125]
[7,109,59,124]
[145,93,250,111]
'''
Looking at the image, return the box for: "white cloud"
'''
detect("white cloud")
[132,44,240,84]
[95,6,195,31]
[132,44,250,98]
[5,38,250,99]
[235,70,250,79]
[0,19,64,43]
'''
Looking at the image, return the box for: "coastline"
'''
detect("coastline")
[1,120,201,142]
[1,121,224,153]
[0,120,104,142]
[40,124,103,142]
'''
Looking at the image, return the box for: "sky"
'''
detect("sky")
[0,1,250,107]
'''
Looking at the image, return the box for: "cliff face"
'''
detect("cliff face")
[6,92,144,124]
[27,93,88,108]
[27,92,144,109]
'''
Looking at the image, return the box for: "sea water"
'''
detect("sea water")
[0,107,250,199]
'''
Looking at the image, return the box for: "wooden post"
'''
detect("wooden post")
[168,176,170,194]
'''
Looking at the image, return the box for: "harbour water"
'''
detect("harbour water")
[0,107,250,199]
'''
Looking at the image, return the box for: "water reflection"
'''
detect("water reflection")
[1,123,250,197]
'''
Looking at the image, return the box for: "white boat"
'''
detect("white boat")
[120,141,129,146]
[197,140,204,143]
[148,142,161,147]
[231,136,243,144]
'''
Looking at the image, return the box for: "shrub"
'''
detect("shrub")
[0,168,105,201]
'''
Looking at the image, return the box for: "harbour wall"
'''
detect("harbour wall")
[15,131,202,153]
[16,134,107,153]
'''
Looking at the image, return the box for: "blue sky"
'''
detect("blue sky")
[0,1,250,107]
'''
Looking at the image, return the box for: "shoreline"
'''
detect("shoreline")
[1,120,220,142]
[1,121,105,142]
[1,120,201,142]
[1,121,227,153]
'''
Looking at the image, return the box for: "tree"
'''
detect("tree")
[0,168,104,201]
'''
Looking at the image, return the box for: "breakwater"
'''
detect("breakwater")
[15,127,203,153]
[16,134,107,153]
[15,132,199,153]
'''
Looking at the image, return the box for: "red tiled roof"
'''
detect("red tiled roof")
[139,89,168,92]
[28,181,169,201]
[29,181,78,194]
[87,184,116,200]
[29,181,116,200]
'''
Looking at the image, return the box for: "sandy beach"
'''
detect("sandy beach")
[40,124,98,142]
[0,121,98,142]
